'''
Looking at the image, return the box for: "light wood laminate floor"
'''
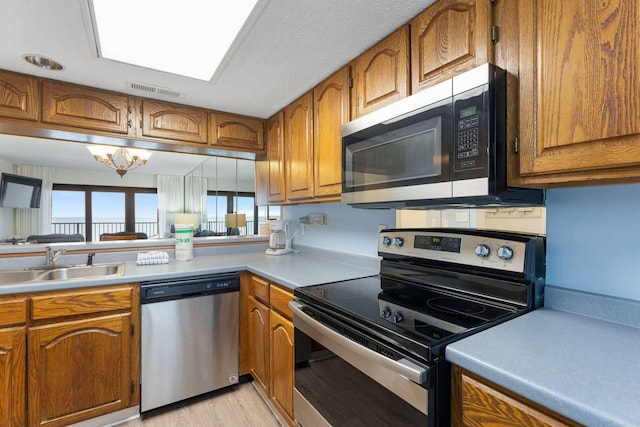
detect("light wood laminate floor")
[118,382,281,427]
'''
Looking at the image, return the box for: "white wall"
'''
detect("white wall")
[0,158,15,238]
[283,203,396,257]
[546,183,640,301]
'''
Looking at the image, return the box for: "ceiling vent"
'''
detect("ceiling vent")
[129,82,184,98]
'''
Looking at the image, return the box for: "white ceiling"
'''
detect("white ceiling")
[0,0,434,179]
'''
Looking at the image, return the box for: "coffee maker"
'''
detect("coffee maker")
[265,220,293,256]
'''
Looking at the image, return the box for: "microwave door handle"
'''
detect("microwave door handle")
[289,301,428,385]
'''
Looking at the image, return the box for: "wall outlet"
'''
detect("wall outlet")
[378,224,388,232]
[300,213,327,226]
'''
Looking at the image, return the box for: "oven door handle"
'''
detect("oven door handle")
[290,301,428,385]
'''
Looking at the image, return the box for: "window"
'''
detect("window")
[206,191,259,235]
[52,184,157,242]
[51,190,86,236]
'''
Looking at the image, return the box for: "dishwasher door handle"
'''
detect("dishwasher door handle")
[289,300,428,385]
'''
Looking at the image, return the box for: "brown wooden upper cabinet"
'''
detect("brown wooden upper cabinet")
[0,70,39,121]
[352,25,410,118]
[209,112,264,152]
[515,0,640,185]
[313,66,349,199]
[266,112,286,203]
[140,99,208,144]
[410,0,493,93]
[42,81,131,134]
[284,92,314,201]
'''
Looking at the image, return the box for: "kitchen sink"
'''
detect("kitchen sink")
[41,264,124,281]
[0,269,48,285]
[0,263,125,285]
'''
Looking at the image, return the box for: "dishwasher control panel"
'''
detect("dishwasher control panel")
[140,273,240,303]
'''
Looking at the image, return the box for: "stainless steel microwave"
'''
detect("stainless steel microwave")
[341,64,543,208]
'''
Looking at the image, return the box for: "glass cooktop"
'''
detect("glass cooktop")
[294,274,520,359]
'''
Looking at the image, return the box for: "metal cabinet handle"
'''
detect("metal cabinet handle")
[289,300,428,385]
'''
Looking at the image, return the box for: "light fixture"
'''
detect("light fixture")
[23,54,64,70]
[90,0,260,80]
[87,145,151,177]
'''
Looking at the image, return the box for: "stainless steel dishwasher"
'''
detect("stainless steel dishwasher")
[140,273,240,412]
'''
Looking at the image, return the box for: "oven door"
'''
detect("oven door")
[341,85,454,206]
[290,301,433,426]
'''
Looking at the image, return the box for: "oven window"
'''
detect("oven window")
[345,117,442,190]
[295,330,428,426]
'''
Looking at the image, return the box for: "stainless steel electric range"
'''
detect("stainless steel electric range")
[290,228,545,426]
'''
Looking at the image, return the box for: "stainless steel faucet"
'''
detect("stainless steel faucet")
[45,246,66,267]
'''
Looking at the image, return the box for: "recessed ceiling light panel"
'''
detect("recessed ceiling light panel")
[90,0,259,81]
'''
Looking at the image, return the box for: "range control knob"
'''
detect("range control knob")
[382,236,392,246]
[497,246,515,260]
[381,307,392,319]
[393,237,404,247]
[475,244,491,257]
[392,312,404,323]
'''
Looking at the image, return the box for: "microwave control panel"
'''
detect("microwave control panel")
[453,84,490,175]
[456,107,480,170]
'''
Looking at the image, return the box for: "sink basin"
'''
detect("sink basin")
[0,263,125,285]
[41,264,125,281]
[0,269,47,285]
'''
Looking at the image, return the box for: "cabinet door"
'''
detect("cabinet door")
[411,0,492,93]
[453,366,578,426]
[267,112,286,203]
[42,81,131,134]
[313,66,349,198]
[210,112,264,152]
[269,310,294,426]
[517,0,640,181]
[141,100,208,144]
[28,313,133,427]
[0,71,39,121]
[248,296,270,393]
[353,26,410,118]
[284,92,314,201]
[0,327,26,427]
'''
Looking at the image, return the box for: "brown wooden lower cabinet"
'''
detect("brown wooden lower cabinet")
[451,365,581,427]
[243,273,295,426]
[0,326,26,427]
[28,313,133,427]
[248,295,270,392]
[0,284,139,427]
[269,309,295,426]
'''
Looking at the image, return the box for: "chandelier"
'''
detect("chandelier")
[87,145,151,177]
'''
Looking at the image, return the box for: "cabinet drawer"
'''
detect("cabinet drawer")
[269,285,293,320]
[30,285,133,321]
[0,296,27,327]
[250,275,270,305]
